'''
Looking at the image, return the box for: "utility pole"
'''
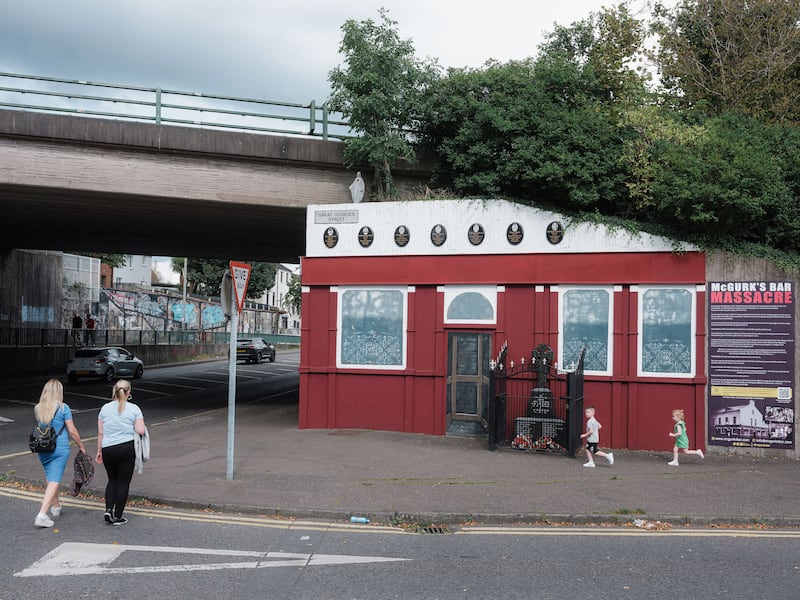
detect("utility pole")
[182,257,188,332]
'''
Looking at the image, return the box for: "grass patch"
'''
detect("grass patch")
[614,507,646,515]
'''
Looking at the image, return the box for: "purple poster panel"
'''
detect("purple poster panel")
[707,282,795,449]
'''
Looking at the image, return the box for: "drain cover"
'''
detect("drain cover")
[417,526,449,535]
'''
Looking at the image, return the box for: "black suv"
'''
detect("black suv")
[236,338,276,363]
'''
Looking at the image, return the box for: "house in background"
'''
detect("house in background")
[267,263,301,335]
[113,254,153,290]
[62,252,101,324]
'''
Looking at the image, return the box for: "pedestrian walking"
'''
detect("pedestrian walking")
[84,313,97,346]
[580,406,614,468]
[96,379,146,525]
[33,379,86,528]
[70,311,83,346]
[668,408,704,466]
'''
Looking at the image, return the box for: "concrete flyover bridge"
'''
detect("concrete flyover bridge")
[0,92,430,262]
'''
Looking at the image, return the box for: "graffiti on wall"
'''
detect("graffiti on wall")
[98,289,229,331]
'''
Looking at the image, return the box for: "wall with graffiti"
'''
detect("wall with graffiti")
[95,288,275,333]
[97,289,227,331]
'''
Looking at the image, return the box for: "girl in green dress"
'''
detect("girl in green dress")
[668,409,704,466]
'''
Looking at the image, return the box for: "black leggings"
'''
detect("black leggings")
[102,440,135,518]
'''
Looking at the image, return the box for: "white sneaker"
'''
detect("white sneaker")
[50,505,62,517]
[35,513,54,528]
[607,453,614,465]
[667,460,679,466]
[697,449,704,459]
[583,462,596,468]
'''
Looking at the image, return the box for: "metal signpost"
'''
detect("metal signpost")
[223,261,251,480]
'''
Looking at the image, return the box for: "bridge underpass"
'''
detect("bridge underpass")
[0,109,430,262]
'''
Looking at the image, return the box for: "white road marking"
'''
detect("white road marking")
[14,543,409,577]
[139,382,205,390]
[63,392,110,401]
[125,386,170,396]
[172,376,227,384]
[0,398,35,406]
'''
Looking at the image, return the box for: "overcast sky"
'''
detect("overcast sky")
[1,1,662,104]
[3,1,666,278]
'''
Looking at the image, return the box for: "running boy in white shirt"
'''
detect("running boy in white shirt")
[580,406,614,468]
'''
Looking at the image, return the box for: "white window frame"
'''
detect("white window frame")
[557,285,614,376]
[636,285,696,378]
[336,285,409,370]
[442,285,497,325]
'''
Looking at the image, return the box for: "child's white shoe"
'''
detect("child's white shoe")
[667,460,679,466]
[697,449,704,459]
[607,453,614,465]
[583,461,595,468]
[50,505,62,517]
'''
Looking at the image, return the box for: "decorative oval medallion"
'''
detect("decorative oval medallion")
[546,221,564,245]
[506,222,524,245]
[394,225,410,247]
[358,226,374,248]
[430,224,447,247]
[468,223,485,246]
[323,226,339,248]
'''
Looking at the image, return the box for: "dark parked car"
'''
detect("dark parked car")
[66,346,144,383]
[236,338,275,363]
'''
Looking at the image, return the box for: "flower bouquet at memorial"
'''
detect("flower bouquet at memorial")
[511,435,533,450]
[532,436,564,452]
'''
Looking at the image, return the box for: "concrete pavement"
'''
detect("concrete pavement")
[4,393,799,528]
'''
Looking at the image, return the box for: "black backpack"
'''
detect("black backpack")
[29,408,66,453]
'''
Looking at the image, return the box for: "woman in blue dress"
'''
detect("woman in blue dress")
[34,379,86,528]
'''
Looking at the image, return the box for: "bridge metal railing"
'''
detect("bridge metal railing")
[0,71,350,140]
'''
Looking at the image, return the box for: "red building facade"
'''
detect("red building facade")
[300,200,707,451]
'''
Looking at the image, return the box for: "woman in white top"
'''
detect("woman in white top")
[96,379,145,525]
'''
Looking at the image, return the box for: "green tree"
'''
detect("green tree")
[170,258,277,299]
[539,3,650,108]
[328,8,439,199]
[283,273,302,314]
[652,0,800,123]
[622,109,799,253]
[417,6,649,212]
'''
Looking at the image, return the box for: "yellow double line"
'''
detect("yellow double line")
[0,483,407,534]
[3,483,798,538]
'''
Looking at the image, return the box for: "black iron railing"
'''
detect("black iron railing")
[488,344,585,456]
[0,327,299,348]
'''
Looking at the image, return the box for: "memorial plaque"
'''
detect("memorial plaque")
[323,227,339,248]
[431,224,447,247]
[394,225,410,247]
[358,226,374,248]
[506,222,524,245]
[546,221,564,244]
[468,223,485,246]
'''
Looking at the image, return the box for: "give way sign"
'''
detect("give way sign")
[229,261,251,314]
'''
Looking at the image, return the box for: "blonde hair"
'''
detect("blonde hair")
[34,379,63,423]
[672,409,685,420]
[112,379,132,414]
